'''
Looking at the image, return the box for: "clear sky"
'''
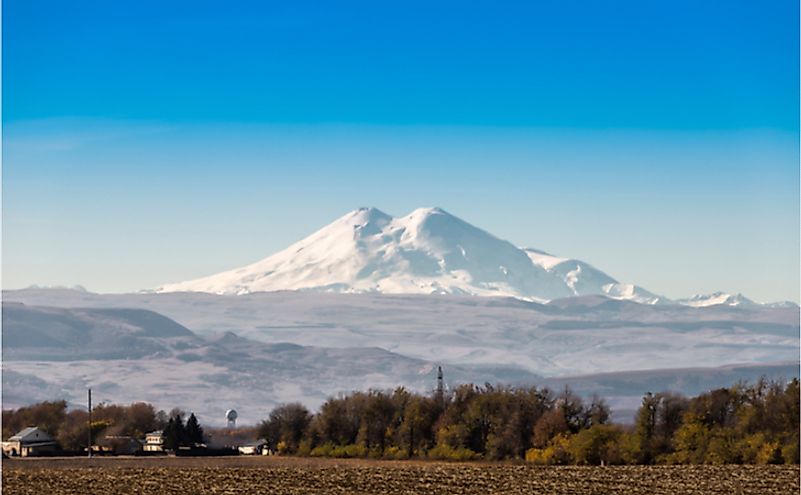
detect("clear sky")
[3,0,799,302]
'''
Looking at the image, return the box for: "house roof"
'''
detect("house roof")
[9,427,54,443]
[9,427,39,440]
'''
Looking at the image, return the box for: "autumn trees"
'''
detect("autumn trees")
[665,379,799,465]
[258,403,312,454]
[526,379,800,466]
[258,384,612,461]
[3,377,797,463]
[1,400,67,440]
[257,379,798,464]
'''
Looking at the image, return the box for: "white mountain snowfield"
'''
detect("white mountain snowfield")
[672,292,799,308]
[156,207,791,308]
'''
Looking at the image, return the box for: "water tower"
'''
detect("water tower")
[225,409,238,428]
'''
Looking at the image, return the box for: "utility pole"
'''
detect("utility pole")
[436,366,444,407]
[88,388,92,458]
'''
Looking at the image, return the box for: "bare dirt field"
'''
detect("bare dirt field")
[2,456,798,495]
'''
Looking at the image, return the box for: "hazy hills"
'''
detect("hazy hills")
[6,289,796,376]
[3,288,797,425]
[2,300,542,424]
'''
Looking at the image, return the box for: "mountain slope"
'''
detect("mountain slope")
[157,207,644,302]
[524,249,666,304]
[676,292,759,308]
[154,207,793,307]
[2,303,198,361]
[1,301,544,425]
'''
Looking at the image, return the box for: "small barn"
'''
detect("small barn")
[3,427,59,457]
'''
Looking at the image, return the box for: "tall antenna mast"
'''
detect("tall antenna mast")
[87,388,92,458]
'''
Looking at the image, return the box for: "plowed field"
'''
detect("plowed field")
[3,457,798,494]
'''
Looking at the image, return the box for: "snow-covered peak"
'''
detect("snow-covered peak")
[399,207,483,243]
[601,283,667,305]
[763,301,801,309]
[157,207,570,299]
[677,292,759,308]
[155,207,780,307]
[349,206,392,223]
[524,248,568,270]
[523,248,663,304]
[325,207,392,237]
[407,206,449,218]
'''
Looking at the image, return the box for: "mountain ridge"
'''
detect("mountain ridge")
[155,207,794,308]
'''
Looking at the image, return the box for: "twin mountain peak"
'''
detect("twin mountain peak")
[156,207,789,308]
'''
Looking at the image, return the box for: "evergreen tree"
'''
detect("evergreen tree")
[162,414,185,450]
[162,417,175,450]
[185,413,204,446]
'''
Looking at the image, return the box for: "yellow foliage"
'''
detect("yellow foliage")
[427,444,479,461]
[756,441,783,465]
[383,446,409,460]
[308,442,368,458]
[781,441,799,465]
[525,434,572,465]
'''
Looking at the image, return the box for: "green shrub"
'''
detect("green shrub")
[309,442,335,457]
[781,439,799,465]
[383,446,410,460]
[567,425,625,465]
[309,442,368,458]
[427,444,479,461]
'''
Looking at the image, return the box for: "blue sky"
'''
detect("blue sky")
[3,1,799,302]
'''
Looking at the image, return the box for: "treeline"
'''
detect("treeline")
[4,378,798,464]
[258,379,799,465]
[1,401,201,452]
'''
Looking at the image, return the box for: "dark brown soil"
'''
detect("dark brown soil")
[3,456,798,494]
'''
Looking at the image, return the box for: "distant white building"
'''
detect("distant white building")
[237,439,268,455]
[143,430,164,452]
[2,427,59,457]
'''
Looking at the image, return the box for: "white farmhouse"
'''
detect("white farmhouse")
[143,430,164,452]
[2,427,59,457]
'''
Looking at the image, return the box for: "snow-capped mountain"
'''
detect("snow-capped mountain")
[156,207,791,307]
[157,207,653,302]
[677,292,756,308]
[523,248,665,305]
[674,292,801,309]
